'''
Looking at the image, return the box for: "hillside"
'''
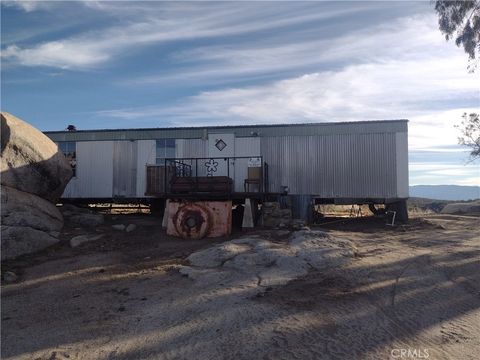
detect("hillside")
[409,185,480,201]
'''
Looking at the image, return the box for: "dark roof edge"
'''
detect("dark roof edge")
[44,119,409,134]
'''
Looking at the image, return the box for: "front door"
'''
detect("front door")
[207,133,235,181]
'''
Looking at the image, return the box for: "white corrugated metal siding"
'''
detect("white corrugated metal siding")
[113,141,137,197]
[136,140,156,197]
[63,141,114,198]
[261,133,398,198]
[176,139,207,158]
[234,137,261,192]
[395,132,409,198]
[62,176,79,198]
[176,139,208,177]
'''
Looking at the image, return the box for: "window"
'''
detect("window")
[156,139,175,164]
[58,141,77,177]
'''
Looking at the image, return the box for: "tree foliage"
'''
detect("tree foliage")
[455,113,480,160]
[435,1,480,69]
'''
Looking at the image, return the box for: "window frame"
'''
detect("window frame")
[58,141,77,177]
[156,139,176,165]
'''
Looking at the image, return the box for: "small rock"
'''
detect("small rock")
[3,271,17,283]
[125,224,137,233]
[112,224,126,231]
[49,231,60,238]
[70,234,103,248]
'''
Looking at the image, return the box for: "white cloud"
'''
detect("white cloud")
[410,162,480,186]
[1,42,109,69]
[133,13,447,85]
[408,108,480,152]
[107,14,477,127]
[1,2,364,70]
[99,58,478,148]
[2,0,104,12]
[2,0,54,12]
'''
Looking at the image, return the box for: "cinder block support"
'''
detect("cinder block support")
[162,199,170,228]
[242,198,254,229]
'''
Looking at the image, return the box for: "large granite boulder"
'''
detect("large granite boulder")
[1,185,63,232]
[1,226,59,260]
[0,112,73,260]
[1,112,72,202]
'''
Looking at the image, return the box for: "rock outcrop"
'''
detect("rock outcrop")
[179,230,357,289]
[1,186,63,233]
[441,201,480,214]
[1,226,60,260]
[1,112,72,202]
[1,112,73,260]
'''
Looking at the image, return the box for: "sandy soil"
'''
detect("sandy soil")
[1,213,479,360]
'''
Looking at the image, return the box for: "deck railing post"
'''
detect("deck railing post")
[195,158,198,193]
[164,158,167,195]
[227,157,231,195]
[260,156,263,194]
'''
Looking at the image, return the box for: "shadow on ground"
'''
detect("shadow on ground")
[1,215,479,360]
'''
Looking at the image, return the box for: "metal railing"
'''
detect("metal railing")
[145,156,267,197]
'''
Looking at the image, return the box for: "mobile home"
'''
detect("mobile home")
[45,120,408,220]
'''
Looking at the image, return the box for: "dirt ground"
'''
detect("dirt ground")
[1,213,479,360]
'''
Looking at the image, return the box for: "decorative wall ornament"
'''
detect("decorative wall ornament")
[215,139,227,151]
[205,158,219,176]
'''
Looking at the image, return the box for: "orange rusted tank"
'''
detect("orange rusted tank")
[166,200,232,239]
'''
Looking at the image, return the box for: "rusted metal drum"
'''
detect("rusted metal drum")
[166,201,232,239]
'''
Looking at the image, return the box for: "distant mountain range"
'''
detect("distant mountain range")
[409,185,480,201]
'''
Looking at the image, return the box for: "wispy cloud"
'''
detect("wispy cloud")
[101,55,477,127]
[97,13,479,159]
[1,2,364,70]
[410,162,480,186]
[130,13,446,85]
[2,0,56,12]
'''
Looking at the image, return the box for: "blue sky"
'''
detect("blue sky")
[1,1,479,186]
